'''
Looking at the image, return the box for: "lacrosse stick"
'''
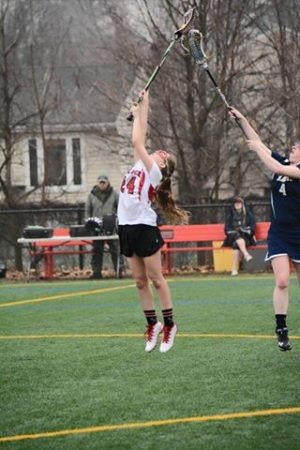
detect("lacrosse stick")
[186,29,246,136]
[126,7,197,122]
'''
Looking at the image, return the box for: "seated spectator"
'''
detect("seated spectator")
[223,196,256,276]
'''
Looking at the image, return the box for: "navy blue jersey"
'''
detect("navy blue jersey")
[270,152,300,226]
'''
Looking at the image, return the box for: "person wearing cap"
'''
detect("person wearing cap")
[85,174,125,279]
[223,196,256,276]
[229,107,300,352]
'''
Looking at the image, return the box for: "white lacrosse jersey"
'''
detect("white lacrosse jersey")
[117,160,162,225]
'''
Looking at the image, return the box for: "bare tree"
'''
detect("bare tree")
[0,0,71,206]
[2,0,300,208]
[26,0,74,203]
[0,0,35,207]
[248,0,300,146]
[0,0,38,269]
[105,1,270,206]
[94,0,300,212]
[0,0,77,268]
[77,0,276,214]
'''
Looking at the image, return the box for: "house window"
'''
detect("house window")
[72,138,82,185]
[28,137,82,187]
[29,138,38,186]
[44,139,67,186]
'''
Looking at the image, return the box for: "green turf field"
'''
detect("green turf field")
[1,275,300,450]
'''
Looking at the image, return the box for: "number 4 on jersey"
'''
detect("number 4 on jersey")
[279,183,287,196]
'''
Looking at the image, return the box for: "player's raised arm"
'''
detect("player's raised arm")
[130,91,153,172]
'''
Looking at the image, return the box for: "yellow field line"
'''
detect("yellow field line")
[0,332,299,340]
[0,284,135,308]
[1,406,299,442]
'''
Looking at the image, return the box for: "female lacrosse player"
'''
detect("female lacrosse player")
[118,90,188,353]
[229,106,300,351]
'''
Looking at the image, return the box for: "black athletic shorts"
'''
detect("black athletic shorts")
[118,224,164,257]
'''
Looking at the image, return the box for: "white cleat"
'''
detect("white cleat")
[159,324,178,353]
[145,321,163,352]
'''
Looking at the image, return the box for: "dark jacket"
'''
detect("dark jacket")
[223,202,256,248]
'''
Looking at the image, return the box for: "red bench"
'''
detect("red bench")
[160,222,270,273]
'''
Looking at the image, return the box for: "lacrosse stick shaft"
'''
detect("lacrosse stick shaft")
[187,29,247,136]
[126,40,176,122]
[204,66,246,136]
[203,66,230,108]
[127,7,197,122]
[144,40,176,90]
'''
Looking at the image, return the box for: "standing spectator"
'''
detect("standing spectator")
[229,106,300,351]
[223,196,256,276]
[118,90,189,353]
[85,174,124,279]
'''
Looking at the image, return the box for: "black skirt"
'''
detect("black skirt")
[223,230,256,249]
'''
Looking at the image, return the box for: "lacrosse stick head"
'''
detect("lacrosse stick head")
[174,7,198,40]
[185,29,208,65]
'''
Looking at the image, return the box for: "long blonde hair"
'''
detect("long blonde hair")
[155,152,190,224]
